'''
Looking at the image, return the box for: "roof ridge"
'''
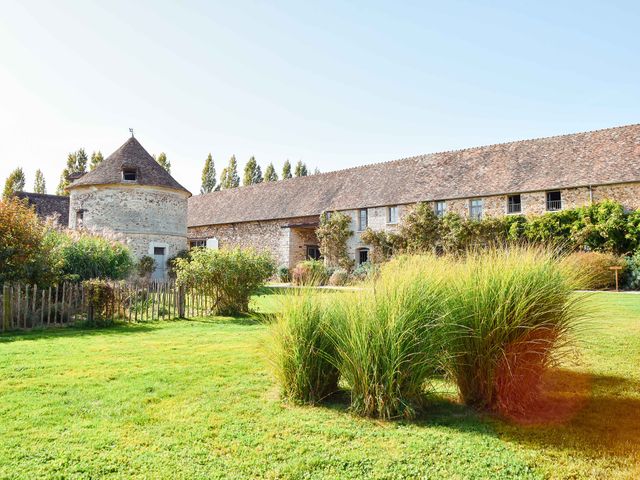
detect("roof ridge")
[194,123,640,199]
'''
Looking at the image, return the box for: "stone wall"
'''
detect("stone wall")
[188,215,320,268]
[69,184,189,261]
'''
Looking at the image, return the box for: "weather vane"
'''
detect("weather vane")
[129,128,134,138]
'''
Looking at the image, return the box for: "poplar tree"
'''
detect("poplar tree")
[264,163,278,182]
[89,151,104,171]
[155,152,171,173]
[33,169,46,194]
[2,168,26,199]
[220,155,240,189]
[200,153,216,193]
[294,160,308,177]
[57,149,88,195]
[282,160,292,179]
[243,156,263,186]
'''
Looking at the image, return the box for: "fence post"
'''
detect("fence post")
[2,285,9,332]
[178,285,186,318]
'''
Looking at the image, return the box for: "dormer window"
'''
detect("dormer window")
[122,168,137,181]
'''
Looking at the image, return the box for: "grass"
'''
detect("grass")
[0,291,638,479]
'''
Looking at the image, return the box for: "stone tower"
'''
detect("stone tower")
[67,137,191,279]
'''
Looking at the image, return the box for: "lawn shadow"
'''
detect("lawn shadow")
[0,322,159,343]
[494,368,640,461]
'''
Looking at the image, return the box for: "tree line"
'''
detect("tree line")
[3,148,317,199]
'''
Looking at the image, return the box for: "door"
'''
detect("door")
[152,246,166,280]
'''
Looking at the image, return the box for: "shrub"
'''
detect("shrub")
[166,249,189,279]
[277,266,291,283]
[441,246,589,417]
[83,279,115,325]
[316,211,354,269]
[562,251,627,290]
[174,248,275,315]
[291,260,328,286]
[59,230,134,281]
[350,261,376,283]
[328,268,349,286]
[327,256,448,419]
[0,197,45,284]
[137,255,156,279]
[622,250,640,290]
[266,291,339,404]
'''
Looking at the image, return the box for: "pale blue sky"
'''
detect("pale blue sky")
[1,0,638,194]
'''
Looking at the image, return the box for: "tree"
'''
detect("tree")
[57,149,88,195]
[294,160,308,177]
[200,153,217,193]
[282,160,292,179]
[313,167,320,175]
[220,155,240,189]
[243,156,263,186]
[155,152,171,173]
[316,211,354,270]
[3,168,26,199]
[89,151,104,171]
[264,163,278,182]
[33,169,46,194]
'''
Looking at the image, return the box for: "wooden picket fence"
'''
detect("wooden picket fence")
[1,280,215,332]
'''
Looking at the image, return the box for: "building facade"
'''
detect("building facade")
[67,137,191,279]
[187,124,640,268]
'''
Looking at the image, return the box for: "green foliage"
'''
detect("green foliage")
[294,160,308,177]
[440,247,589,416]
[3,167,26,199]
[58,231,134,282]
[82,279,115,325]
[200,153,216,193]
[266,291,339,404]
[136,255,156,279]
[33,169,46,194]
[316,211,353,269]
[360,228,400,263]
[89,151,104,171]
[166,249,189,279]
[282,160,292,179]
[263,163,278,182]
[398,202,440,253]
[174,248,275,315]
[57,149,88,195]
[219,155,240,189]
[326,257,449,419]
[350,261,376,282]
[243,156,263,186]
[623,250,640,290]
[277,265,290,283]
[155,152,171,173]
[328,268,349,286]
[0,196,45,283]
[291,260,329,286]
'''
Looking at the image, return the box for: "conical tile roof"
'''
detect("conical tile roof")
[68,137,190,195]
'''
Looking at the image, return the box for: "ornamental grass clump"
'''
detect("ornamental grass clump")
[442,246,590,417]
[266,291,339,404]
[327,256,449,419]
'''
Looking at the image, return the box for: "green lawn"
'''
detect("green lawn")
[0,292,638,479]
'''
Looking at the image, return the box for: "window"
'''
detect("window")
[153,247,166,256]
[306,245,321,260]
[357,248,369,265]
[189,239,206,248]
[435,201,446,218]
[75,209,84,228]
[387,206,398,224]
[122,168,137,181]
[358,209,368,231]
[507,194,522,214]
[469,199,483,221]
[546,191,562,211]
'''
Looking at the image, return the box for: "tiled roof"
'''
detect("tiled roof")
[16,192,70,226]
[187,123,640,227]
[68,137,190,195]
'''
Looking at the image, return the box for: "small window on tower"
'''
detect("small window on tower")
[76,209,84,228]
[122,168,137,181]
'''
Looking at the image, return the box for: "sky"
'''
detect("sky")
[0,0,638,195]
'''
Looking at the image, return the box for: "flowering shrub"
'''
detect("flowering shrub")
[291,260,329,286]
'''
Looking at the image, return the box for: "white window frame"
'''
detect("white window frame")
[469,199,483,221]
[358,209,368,231]
[387,206,398,224]
[435,201,446,218]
